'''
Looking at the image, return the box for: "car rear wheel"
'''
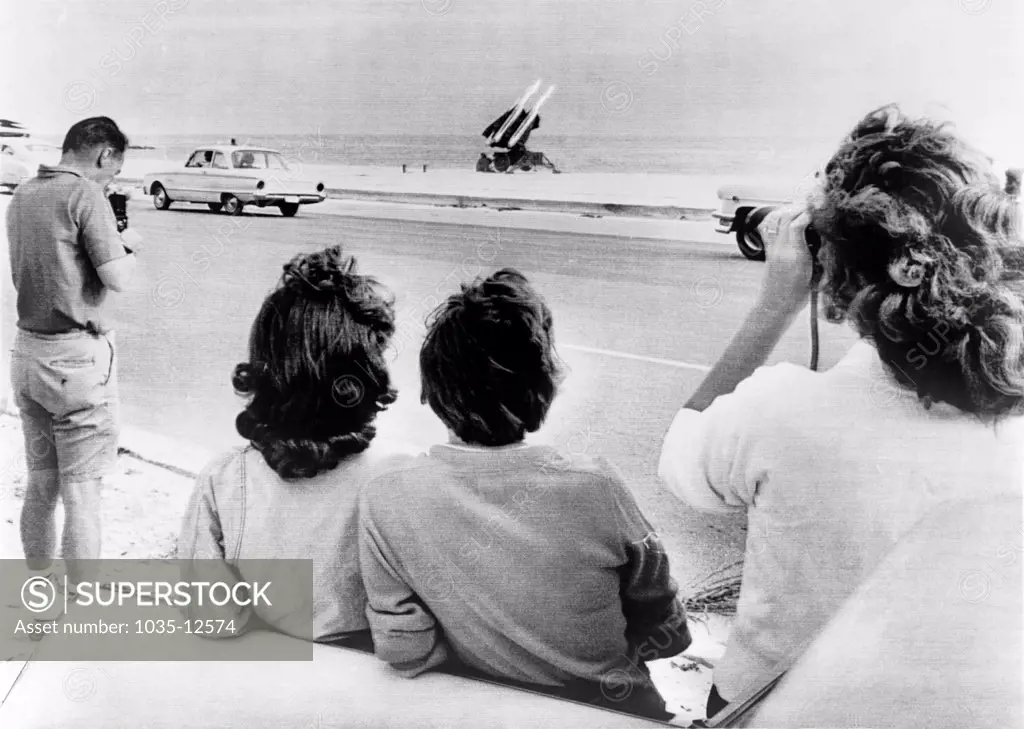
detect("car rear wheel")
[279,202,299,218]
[207,202,222,213]
[222,195,243,216]
[151,184,172,210]
[735,209,767,261]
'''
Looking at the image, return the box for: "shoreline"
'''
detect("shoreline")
[117,156,799,220]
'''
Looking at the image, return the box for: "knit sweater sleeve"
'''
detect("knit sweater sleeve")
[358,477,450,677]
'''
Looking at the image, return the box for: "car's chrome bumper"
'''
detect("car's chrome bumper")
[712,211,735,235]
[251,192,327,205]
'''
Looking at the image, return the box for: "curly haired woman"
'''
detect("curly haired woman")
[178,245,408,648]
[657,105,1024,718]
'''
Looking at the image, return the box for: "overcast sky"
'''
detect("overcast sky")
[3,0,1022,161]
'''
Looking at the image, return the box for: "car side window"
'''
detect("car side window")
[211,152,229,169]
[186,150,213,168]
[233,151,266,169]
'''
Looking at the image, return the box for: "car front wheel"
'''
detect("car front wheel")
[222,195,243,216]
[279,202,299,217]
[151,184,172,210]
[735,209,767,261]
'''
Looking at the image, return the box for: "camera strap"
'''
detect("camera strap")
[808,291,820,371]
[808,262,824,371]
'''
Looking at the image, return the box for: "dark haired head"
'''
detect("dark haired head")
[62,116,128,155]
[812,104,1024,420]
[233,246,397,479]
[420,268,562,446]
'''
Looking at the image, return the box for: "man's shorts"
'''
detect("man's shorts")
[10,329,120,482]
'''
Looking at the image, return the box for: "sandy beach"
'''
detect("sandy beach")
[116,155,795,216]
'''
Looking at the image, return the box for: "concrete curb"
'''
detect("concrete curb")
[116,424,212,480]
[0,660,30,710]
[322,187,714,221]
[116,176,716,222]
[304,199,730,246]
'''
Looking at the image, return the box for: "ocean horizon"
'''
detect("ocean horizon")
[30,131,837,179]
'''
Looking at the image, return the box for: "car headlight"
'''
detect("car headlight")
[256,180,265,190]
[316,182,325,193]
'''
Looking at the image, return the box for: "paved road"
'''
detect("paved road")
[2,196,860,583]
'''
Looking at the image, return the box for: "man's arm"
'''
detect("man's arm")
[358,491,450,677]
[76,184,137,292]
[95,256,137,293]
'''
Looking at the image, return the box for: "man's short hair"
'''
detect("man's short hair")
[420,268,562,446]
[62,117,128,155]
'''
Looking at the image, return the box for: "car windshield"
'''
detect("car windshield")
[232,151,289,170]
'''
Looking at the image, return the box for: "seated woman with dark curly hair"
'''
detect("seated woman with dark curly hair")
[658,105,1024,718]
[358,269,690,722]
[178,245,406,648]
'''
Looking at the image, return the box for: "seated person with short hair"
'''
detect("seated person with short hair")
[359,269,690,721]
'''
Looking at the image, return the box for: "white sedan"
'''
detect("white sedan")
[142,145,327,217]
[0,140,61,191]
[711,182,798,261]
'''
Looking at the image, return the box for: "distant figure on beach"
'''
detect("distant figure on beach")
[178,245,412,647]
[7,116,138,600]
[230,138,237,145]
[475,153,494,173]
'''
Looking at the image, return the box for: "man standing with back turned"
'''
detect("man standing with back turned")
[7,117,138,600]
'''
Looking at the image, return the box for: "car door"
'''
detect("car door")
[230,150,269,199]
[201,151,234,201]
[175,149,214,202]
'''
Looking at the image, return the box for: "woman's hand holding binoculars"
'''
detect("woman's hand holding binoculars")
[755,208,817,317]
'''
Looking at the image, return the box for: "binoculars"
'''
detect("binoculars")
[746,205,822,257]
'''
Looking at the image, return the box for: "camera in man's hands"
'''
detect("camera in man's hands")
[108,192,129,233]
[745,206,822,258]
